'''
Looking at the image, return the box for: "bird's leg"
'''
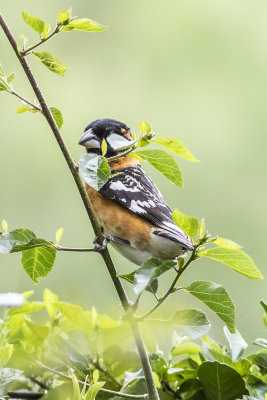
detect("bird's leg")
[93,234,112,251]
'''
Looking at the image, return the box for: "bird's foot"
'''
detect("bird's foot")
[93,234,112,252]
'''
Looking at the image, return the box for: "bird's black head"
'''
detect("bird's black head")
[78,118,132,157]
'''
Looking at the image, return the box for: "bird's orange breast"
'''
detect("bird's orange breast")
[85,184,153,250]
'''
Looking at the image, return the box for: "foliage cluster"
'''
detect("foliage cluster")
[1,292,267,399]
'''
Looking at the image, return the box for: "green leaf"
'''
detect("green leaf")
[223,326,248,361]
[199,247,263,280]
[198,218,205,237]
[207,349,251,376]
[107,133,138,151]
[22,10,50,38]
[139,120,151,133]
[0,80,8,91]
[212,237,242,250]
[247,351,267,369]
[170,309,211,339]
[172,208,199,239]
[152,137,199,162]
[10,238,52,253]
[43,288,58,319]
[16,105,39,113]
[57,10,71,24]
[52,301,92,333]
[93,369,99,383]
[72,375,81,400]
[0,368,23,392]
[0,65,5,76]
[50,107,63,129]
[124,369,145,387]
[260,300,267,313]
[254,338,267,349]
[24,318,49,344]
[0,228,36,254]
[0,345,14,368]
[172,341,202,356]
[197,362,247,400]
[33,51,68,76]
[134,149,183,187]
[101,138,108,156]
[6,73,15,84]
[61,18,106,32]
[84,381,105,400]
[8,301,45,315]
[119,258,175,294]
[79,153,111,191]
[21,246,56,283]
[183,280,235,333]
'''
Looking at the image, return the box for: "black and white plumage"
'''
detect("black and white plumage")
[79,118,193,265]
[100,164,193,250]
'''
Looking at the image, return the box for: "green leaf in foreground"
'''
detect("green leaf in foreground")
[107,133,138,151]
[198,362,247,400]
[57,10,71,24]
[10,238,52,253]
[21,246,56,283]
[120,258,175,294]
[223,326,248,361]
[172,208,199,239]
[33,51,68,76]
[61,18,106,32]
[50,107,63,129]
[212,237,242,250]
[133,149,183,187]
[22,10,50,38]
[0,228,36,254]
[0,80,8,91]
[152,137,199,162]
[79,153,110,191]
[16,105,39,113]
[170,309,211,339]
[184,280,235,333]
[0,345,14,368]
[139,120,151,134]
[84,381,105,400]
[254,338,267,349]
[199,247,263,280]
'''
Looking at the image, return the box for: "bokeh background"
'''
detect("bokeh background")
[1,0,267,348]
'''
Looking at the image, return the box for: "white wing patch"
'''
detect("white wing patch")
[109,181,140,192]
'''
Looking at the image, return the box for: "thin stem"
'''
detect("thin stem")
[20,25,59,56]
[130,321,160,400]
[0,76,41,111]
[0,13,160,400]
[138,248,199,321]
[161,381,182,400]
[90,358,121,388]
[53,245,99,252]
[9,90,41,110]
[37,362,148,399]
[30,377,49,390]
[7,392,44,399]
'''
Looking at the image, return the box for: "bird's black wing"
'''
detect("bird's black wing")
[99,164,193,249]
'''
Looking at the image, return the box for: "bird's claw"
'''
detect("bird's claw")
[93,235,111,252]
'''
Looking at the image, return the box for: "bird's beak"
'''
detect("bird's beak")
[78,128,101,149]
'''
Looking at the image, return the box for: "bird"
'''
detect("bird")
[78,118,193,265]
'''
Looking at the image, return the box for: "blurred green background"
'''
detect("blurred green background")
[1,0,267,348]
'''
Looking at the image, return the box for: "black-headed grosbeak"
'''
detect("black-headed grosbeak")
[79,118,193,265]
